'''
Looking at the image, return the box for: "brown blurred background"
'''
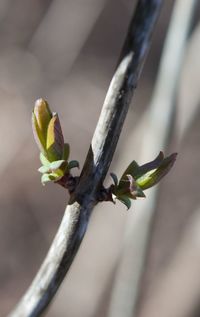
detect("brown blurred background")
[1,1,200,316]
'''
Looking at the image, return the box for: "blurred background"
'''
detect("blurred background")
[0,1,200,316]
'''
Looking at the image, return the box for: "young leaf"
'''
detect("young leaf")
[40,153,50,167]
[38,166,51,174]
[136,152,177,190]
[68,160,79,170]
[121,160,140,180]
[46,114,64,161]
[41,173,56,185]
[110,152,176,209]
[62,143,70,161]
[49,160,66,171]
[110,173,118,186]
[117,196,131,210]
[34,99,52,137]
[133,151,164,179]
[32,112,46,153]
[116,174,145,199]
[32,99,52,154]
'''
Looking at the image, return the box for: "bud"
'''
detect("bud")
[46,114,64,161]
[32,99,80,185]
[114,174,145,199]
[134,152,177,190]
[32,99,52,154]
[111,151,177,209]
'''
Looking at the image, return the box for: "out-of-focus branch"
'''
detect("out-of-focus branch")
[138,206,200,317]
[8,1,163,317]
[30,0,107,79]
[108,1,197,317]
[176,22,200,142]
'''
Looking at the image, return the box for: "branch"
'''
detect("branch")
[108,1,197,317]
[8,1,163,316]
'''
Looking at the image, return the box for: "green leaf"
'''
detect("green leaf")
[46,114,64,161]
[134,152,164,179]
[108,152,177,210]
[117,196,131,210]
[117,152,177,195]
[49,160,66,171]
[49,172,63,178]
[32,112,46,153]
[133,183,146,198]
[121,160,140,180]
[110,173,118,186]
[41,171,64,184]
[116,174,145,199]
[136,152,177,190]
[40,153,50,167]
[32,99,52,154]
[62,143,70,161]
[38,166,50,174]
[41,173,56,185]
[34,99,52,137]
[68,160,79,170]
[120,152,164,182]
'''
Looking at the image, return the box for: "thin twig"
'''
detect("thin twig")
[8,1,163,316]
[108,1,197,317]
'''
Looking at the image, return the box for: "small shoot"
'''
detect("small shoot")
[32,98,79,185]
[110,152,177,209]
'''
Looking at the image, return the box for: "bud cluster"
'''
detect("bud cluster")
[32,99,177,208]
[32,98,79,185]
[110,151,177,209]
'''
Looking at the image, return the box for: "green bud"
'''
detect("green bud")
[34,99,52,136]
[115,174,145,200]
[46,114,64,161]
[32,99,52,154]
[32,99,79,187]
[135,152,177,190]
[39,160,67,184]
[112,151,177,209]
[41,168,65,185]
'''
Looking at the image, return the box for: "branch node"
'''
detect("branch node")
[55,174,79,193]
[97,185,115,203]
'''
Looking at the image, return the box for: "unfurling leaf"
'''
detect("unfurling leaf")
[111,152,177,209]
[115,174,145,199]
[135,152,177,190]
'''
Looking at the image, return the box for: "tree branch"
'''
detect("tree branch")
[8,1,163,316]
